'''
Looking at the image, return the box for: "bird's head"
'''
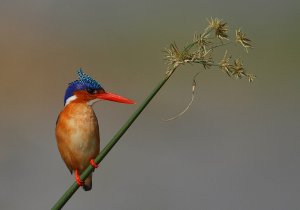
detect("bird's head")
[64,69,135,106]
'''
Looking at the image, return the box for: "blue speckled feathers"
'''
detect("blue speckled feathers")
[77,68,102,90]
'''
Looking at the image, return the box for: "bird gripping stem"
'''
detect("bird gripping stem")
[51,67,177,210]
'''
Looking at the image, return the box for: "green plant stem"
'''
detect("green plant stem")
[51,67,177,210]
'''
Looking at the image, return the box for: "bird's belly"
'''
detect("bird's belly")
[69,123,98,156]
[56,105,100,172]
[68,115,99,169]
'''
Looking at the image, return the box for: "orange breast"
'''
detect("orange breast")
[56,102,100,173]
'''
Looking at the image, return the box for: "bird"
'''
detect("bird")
[55,69,134,191]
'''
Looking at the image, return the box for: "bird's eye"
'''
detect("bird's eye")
[87,88,97,94]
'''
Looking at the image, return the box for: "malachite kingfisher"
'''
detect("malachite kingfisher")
[56,69,134,191]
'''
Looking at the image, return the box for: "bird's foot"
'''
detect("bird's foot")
[75,169,84,186]
[90,159,99,169]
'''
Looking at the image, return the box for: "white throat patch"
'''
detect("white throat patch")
[87,99,100,106]
[64,95,100,106]
[65,95,77,106]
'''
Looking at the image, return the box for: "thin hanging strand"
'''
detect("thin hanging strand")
[163,72,200,121]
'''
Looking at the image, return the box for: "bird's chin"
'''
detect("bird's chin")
[87,99,101,106]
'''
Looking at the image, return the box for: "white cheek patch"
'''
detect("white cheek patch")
[65,95,77,106]
[87,99,100,106]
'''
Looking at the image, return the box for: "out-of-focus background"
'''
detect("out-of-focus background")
[0,0,299,209]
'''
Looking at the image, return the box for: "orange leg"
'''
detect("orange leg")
[75,169,84,186]
[90,159,99,168]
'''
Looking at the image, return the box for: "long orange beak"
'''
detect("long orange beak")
[96,92,135,104]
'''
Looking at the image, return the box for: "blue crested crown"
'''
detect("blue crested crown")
[77,68,102,89]
[64,68,103,105]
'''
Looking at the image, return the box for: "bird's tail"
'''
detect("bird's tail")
[82,174,92,191]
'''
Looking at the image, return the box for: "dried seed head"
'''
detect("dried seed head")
[232,58,245,79]
[246,74,256,82]
[218,50,232,77]
[208,17,229,40]
[236,28,252,52]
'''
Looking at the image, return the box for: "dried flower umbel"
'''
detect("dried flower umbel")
[164,17,254,81]
[163,17,255,120]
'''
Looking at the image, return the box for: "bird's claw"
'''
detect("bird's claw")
[90,159,99,169]
[75,170,84,186]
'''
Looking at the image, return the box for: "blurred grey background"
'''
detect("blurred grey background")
[0,0,299,209]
